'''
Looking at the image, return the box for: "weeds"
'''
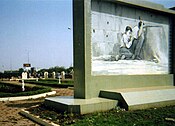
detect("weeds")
[27,105,175,126]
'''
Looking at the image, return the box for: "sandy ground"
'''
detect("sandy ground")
[0,88,74,126]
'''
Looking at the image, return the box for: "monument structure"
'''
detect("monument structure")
[45,0,175,114]
[44,72,48,79]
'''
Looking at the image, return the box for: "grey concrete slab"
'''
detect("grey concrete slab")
[100,86,175,110]
[44,96,117,114]
[106,0,175,14]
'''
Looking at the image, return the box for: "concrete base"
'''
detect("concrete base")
[100,86,175,110]
[0,91,56,102]
[44,96,117,114]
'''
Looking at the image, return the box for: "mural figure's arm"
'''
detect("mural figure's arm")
[138,21,144,37]
[123,34,132,48]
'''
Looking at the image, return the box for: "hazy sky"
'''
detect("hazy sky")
[148,0,175,8]
[0,0,174,72]
[0,0,73,72]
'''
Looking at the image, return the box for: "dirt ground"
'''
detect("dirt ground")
[0,88,74,126]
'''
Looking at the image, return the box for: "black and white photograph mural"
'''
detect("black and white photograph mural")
[91,1,169,75]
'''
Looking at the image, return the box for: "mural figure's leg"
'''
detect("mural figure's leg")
[129,39,137,54]
[134,35,145,59]
[119,47,133,60]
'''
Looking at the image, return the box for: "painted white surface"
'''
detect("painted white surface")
[92,59,168,75]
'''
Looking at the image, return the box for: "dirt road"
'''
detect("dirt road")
[0,88,73,126]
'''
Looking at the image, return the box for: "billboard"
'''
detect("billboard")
[91,1,169,75]
[23,63,31,67]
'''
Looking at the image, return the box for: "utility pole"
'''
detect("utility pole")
[10,57,12,73]
[27,50,30,63]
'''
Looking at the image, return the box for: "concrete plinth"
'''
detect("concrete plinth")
[44,96,117,114]
[100,86,175,110]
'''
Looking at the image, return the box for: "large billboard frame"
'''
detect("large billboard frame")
[73,0,174,99]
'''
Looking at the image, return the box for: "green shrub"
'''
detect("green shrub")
[25,79,74,88]
[0,82,51,97]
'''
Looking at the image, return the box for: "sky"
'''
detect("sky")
[148,0,175,8]
[0,0,73,72]
[0,0,175,72]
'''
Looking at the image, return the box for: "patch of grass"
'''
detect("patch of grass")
[74,107,175,126]
[0,82,51,97]
[25,79,74,88]
[27,104,175,126]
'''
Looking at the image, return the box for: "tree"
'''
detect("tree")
[0,72,3,79]
[18,68,24,75]
[66,66,73,74]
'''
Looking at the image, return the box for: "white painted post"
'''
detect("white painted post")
[44,72,48,79]
[22,79,25,91]
[52,72,56,79]
[58,75,61,84]
[22,72,27,92]
[70,69,74,80]
[61,71,65,80]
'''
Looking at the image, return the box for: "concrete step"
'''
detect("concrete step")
[99,86,175,110]
[44,96,117,114]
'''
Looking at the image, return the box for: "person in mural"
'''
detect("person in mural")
[131,20,144,60]
[117,26,134,60]
[116,20,144,60]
